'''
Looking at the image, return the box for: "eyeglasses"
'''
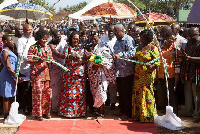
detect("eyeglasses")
[72,38,79,41]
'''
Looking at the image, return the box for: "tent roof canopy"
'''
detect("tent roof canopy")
[69,0,112,20]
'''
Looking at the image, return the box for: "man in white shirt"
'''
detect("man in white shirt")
[171,24,187,51]
[16,23,36,115]
[99,24,117,110]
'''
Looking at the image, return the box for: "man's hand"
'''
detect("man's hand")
[146,64,157,70]
[86,52,93,59]
[113,54,120,59]
[18,77,24,83]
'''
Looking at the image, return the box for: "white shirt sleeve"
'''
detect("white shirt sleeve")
[16,38,24,56]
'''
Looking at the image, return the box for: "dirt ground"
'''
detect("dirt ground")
[0,105,200,134]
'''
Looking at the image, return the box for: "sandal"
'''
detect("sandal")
[35,116,44,121]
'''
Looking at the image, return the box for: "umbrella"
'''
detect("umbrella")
[0,2,53,21]
[81,2,136,19]
[135,12,176,27]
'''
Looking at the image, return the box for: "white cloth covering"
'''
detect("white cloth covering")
[154,106,185,130]
[4,102,26,124]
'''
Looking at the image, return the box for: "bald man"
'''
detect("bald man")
[113,24,136,119]
[171,24,187,51]
[16,23,36,115]
[182,27,200,122]
[159,26,172,46]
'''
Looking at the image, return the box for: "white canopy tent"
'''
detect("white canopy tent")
[0,0,18,10]
[0,0,18,20]
[69,0,112,20]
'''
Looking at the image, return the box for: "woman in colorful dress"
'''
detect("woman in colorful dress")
[87,34,116,117]
[132,29,160,122]
[58,31,87,118]
[27,29,53,121]
[48,30,66,113]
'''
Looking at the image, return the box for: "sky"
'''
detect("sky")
[45,0,91,12]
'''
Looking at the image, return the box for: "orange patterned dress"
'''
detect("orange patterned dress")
[27,43,53,117]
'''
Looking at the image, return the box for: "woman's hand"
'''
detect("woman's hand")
[146,64,157,70]
[37,58,44,64]
[46,60,52,64]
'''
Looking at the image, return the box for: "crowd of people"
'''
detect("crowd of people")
[0,20,199,124]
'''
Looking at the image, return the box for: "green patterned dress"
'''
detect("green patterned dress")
[132,44,160,122]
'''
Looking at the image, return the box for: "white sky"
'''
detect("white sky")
[45,0,91,12]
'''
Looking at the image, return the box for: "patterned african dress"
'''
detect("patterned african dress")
[27,42,53,117]
[88,45,116,108]
[49,40,66,113]
[58,45,86,118]
[132,44,160,122]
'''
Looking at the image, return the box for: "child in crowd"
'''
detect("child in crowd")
[0,35,23,119]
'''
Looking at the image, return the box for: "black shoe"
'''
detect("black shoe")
[120,115,128,121]
[4,113,9,119]
[43,114,51,119]
[110,103,116,110]
[23,109,31,115]
[105,101,110,106]
[35,116,44,121]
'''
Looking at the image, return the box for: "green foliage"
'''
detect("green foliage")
[113,0,146,10]
[0,0,4,4]
[114,0,195,18]
[29,0,54,12]
[63,1,87,14]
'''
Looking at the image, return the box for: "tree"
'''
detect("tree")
[63,1,87,14]
[114,0,195,18]
[28,0,54,12]
[0,0,4,4]
[113,0,146,10]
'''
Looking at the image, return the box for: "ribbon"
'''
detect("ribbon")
[119,57,160,65]
[27,55,68,71]
[89,54,104,65]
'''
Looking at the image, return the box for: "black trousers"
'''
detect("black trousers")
[159,78,178,115]
[86,79,94,110]
[117,74,134,117]
[17,81,32,112]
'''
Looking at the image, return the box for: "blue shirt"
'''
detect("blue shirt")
[113,34,136,77]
